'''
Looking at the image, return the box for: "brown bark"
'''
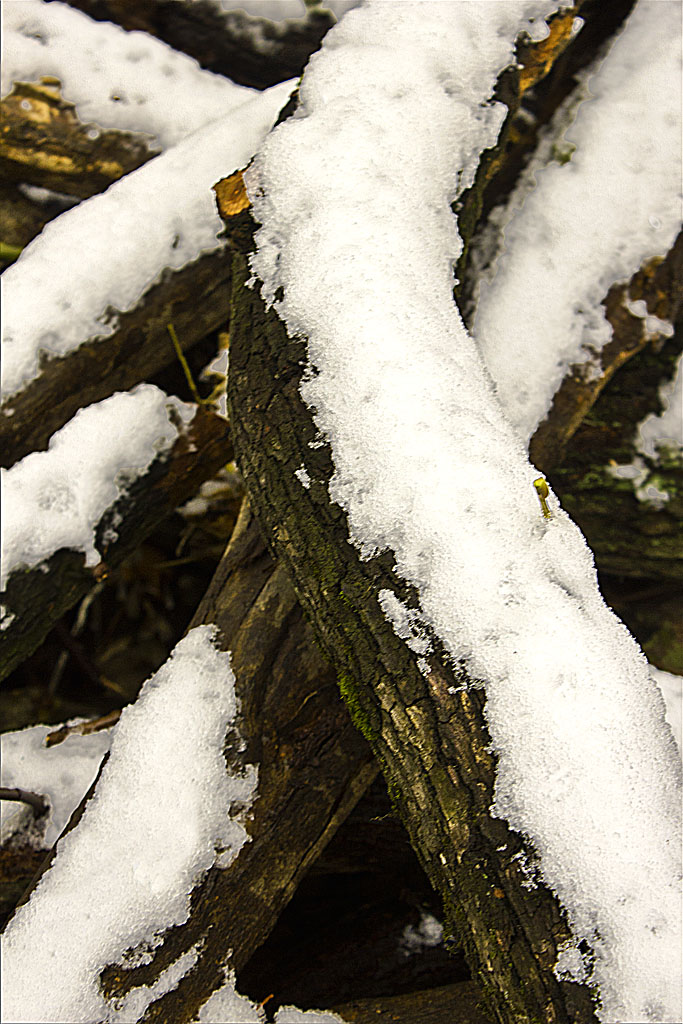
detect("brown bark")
[333,981,493,1024]
[91,500,376,1021]
[0,80,154,199]
[0,406,232,683]
[59,0,335,90]
[0,248,232,469]
[226,250,599,1024]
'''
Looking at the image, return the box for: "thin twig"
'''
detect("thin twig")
[0,787,49,817]
[167,322,203,404]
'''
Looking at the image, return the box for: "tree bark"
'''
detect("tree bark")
[0,80,154,200]
[226,251,599,1024]
[93,500,377,1021]
[0,406,232,683]
[0,248,232,469]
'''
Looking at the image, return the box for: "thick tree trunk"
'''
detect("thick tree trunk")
[226,251,599,1024]
[0,406,232,683]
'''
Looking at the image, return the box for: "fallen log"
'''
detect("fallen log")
[0,405,232,683]
[0,249,232,469]
[16,500,377,1021]
[0,79,153,199]
[226,247,600,1024]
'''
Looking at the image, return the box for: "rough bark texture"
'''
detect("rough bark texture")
[0,406,232,683]
[90,500,377,1022]
[59,0,335,90]
[0,248,232,469]
[333,981,493,1024]
[0,80,154,199]
[227,252,599,1024]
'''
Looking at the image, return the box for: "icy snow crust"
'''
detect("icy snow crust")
[1,0,254,149]
[473,0,682,442]
[1,386,185,591]
[0,627,258,1024]
[246,2,682,1020]
[1,80,293,398]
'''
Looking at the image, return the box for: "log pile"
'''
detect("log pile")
[2,3,680,1022]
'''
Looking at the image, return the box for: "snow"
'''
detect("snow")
[217,1,359,23]
[1,0,254,149]
[0,386,188,591]
[245,1,682,1020]
[191,969,265,1024]
[401,911,444,956]
[1,722,111,848]
[274,1008,345,1024]
[651,667,683,756]
[472,0,682,443]
[0,626,259,1024]
[638,354,683,460]
[1,79,293,399]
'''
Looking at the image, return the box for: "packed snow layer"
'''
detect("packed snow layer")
[473,0,682,442]
[0,385,187,591]
[246,2,682,1020]
[0,723,111,848]
[1,0,254,148]
[0,627,258,1024]
[1,80,293,399]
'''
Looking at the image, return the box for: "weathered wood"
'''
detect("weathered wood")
[333,981,493,1024]
[0,406,232,682]
[0,248,232,469]
[226,251,599,1024]
[60,0,335,90]
[86,500,377,1022]
[0,80,154,199]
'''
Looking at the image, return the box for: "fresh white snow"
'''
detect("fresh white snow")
[1,0,254,149]
[0,626,258,1024]
[1,80,293,399]
[0,722,111,848]
[473,0,682,443]
[1,385,188,591]
[245,2,682,1020]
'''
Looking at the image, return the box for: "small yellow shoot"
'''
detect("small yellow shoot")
[533,477,552,520]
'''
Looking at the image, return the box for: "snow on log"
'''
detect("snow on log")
[60,0,339,91]
[0,389,233,682]
[472,0,682,445]
[226,2,682,1021]
[0,80,292,468]
[2,0,255,150]
[0,79,154,200]
[0,626,262,1024]
[2,504,372,1023]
